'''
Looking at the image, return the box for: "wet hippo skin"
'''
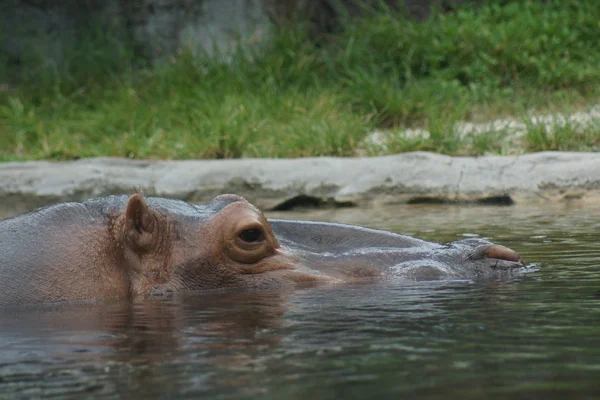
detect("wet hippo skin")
[0,194,525,306]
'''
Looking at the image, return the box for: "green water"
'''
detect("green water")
[1,204,599,399]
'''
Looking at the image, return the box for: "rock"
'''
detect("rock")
[0,0,271,69]
[0,152,599,215]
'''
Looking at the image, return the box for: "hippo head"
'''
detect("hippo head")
[110,193,526,298]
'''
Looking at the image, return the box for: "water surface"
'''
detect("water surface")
[1,203,599,399]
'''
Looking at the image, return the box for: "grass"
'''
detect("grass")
[1,86,369,160]
[1,0,600,161]
[524,117,600,152]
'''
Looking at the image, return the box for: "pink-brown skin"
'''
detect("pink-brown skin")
[0,194,525,306]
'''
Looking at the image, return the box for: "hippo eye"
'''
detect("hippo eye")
[238,228,264,243]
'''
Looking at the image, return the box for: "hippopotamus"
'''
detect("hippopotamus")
[0,194,525,306]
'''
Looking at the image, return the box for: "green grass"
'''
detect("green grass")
[1,0,600,161]
[1,85,369,160]
[523,117,600,152]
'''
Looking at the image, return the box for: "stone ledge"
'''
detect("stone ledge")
[0,151,599,214]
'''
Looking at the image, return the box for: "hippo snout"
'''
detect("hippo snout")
[467,244,524,270]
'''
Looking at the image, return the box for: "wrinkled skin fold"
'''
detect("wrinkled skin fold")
[0,194,526,306]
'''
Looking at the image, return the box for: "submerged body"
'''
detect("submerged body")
[0,194,525,306]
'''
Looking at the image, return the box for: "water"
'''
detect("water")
[1,203,600,399]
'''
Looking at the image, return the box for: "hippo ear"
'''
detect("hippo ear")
[124,194,157,252]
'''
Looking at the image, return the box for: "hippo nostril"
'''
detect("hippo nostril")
[468,244,522,263]
[484,245,521,262]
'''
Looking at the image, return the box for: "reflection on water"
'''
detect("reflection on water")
[2,203,600,399]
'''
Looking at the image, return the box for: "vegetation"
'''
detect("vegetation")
[1,0,600,161]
